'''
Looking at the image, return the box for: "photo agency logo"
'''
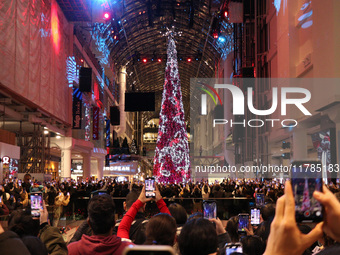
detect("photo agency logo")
[199,83,223,115]
[199,84,312,128]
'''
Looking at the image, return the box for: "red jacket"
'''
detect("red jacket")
[68,234,131,255]
[117,199,171,239]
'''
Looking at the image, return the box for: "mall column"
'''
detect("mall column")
[97,158,104,180]
[61,148,72,179]
[116,66,126,136]
[82,152,91,179]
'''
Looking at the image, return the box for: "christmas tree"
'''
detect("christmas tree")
[130,139,138,155]
[153,30,191,183]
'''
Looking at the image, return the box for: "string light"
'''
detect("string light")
[104,12,110,20]
[154,27,190,183]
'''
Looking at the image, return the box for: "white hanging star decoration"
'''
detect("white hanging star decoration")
[161,26,182,39]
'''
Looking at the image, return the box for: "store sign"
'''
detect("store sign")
[204,85,312,128]
[73,88,82,129]
[105,166,131,172]
[103,161,138,175]
[203,85,311,116]
[2,156,10,165]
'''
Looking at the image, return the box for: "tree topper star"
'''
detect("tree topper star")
[161,26,182,39]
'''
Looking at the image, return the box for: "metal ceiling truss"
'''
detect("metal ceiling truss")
[99,0,231,123]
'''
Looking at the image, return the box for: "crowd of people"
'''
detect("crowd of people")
[1,174,286,218]
[1,174,340,254]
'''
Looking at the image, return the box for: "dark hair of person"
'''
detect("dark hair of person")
[187,212,203,221]
[255,217,273,243]
[241,235,266,255]
[125,190,140,209]
[47,187,56,206]
[8,210,40,237]
[131,183,140,191]
[260,203,276,221]
[168,203,187,225]
[22,236,48,255]
[144,213,177,246]
[87,194,116,235]
[226,216,239,243]
[178,218,218,255]
[254,222,266,240]
[24,173,31,179]
[204,186,208,193]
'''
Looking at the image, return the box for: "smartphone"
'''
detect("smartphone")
[0,197,2,203]
[238,213,249,233]
[225,243,243,255]
[30,192,43,217]
[145,177,156,198]
[203,201,217,219]
[291,160,323,222]
[123,245,176,255]
[59,192,62,196]
[67,192,70,196]
[250,208,260,226]
[255,193,265,207]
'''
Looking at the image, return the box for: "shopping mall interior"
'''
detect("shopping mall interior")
[1,0,339,183]
[1,0,340,254]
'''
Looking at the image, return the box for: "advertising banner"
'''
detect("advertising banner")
[103,161,138,176]
[72,88,82,129]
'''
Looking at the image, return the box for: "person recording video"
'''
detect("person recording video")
[53,189,70,227]
[264,181,340,255]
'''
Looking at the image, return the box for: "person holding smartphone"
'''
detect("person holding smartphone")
[14,186,28,209]
[68,194,132,255]
[70,188,149,245]
[0,220,31,255]
[238,213,250,235]
[178,217,229,255]
[21,173,32,194]
[52,190,70,227]
[7,200,68,255]
[263,181,324,255]
[117,185,171,241]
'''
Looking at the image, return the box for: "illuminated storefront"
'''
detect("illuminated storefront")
[103,161,138,182]
[0,142,20,180]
